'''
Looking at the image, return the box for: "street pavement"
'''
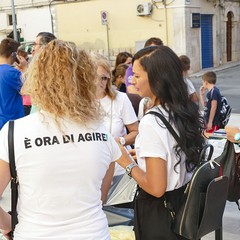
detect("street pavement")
[202,113,240,240]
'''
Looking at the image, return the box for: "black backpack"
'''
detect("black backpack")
[215,140,240,209]
[218,96,232,128]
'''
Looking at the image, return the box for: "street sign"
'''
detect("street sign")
[101,11,108,25]
[191,13,201,28]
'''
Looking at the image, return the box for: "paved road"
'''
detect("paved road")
[190,62,240,113]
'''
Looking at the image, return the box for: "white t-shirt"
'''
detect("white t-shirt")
[100,91,138,176]
[135,106,192,191]
[0,111,121,240]
[184,77,196,95]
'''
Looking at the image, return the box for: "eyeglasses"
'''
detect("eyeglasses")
[30,42,43,47]
[98,75,110,81]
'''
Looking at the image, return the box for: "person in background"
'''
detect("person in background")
[112,52,133,92]
[225,126,240,143]
[112,63,129,92]
[144,37,163,47]
[0,38,27,130]
[93,53,139,187]
[0,40,123,239]
[16,49,32,115]
[30,32,56,114]
[179,55,199,104]
[31,32,56,56]
[115,45,205,239]
[200,71,222,133]
[114,51,133,68]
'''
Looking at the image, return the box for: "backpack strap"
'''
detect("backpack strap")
[8,120,19,234]
[147,111,213,162]
[147,111,187,154]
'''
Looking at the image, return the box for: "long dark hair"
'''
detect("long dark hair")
[133,46,205,171]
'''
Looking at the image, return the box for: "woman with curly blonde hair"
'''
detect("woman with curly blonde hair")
[0,40,123,239]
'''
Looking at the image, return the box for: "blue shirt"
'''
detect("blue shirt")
[0,64,24,129]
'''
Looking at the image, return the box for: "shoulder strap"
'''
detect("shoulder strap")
[147,111,186,153]
[148,111,213,163]
[8,121,17,179]
[8,120,18,233]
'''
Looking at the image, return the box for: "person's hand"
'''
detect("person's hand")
[200,86,206,96]
[225,126,240,143]
[1,229,12,240]
[115,141,136,169]
[128,149,137,162]
[15,55,28,72]
[206,121,213,131]
[0,212,12,240]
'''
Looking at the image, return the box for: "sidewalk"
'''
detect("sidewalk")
[202,113,240,240]
[190,60,240,78]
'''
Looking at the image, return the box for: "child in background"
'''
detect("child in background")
[200,71,222,133]
[179,55,199,104]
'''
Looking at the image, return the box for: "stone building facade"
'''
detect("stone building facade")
[0,0,239,72]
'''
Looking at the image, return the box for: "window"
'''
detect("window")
[8,14,17,26]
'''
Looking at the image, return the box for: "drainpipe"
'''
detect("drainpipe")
[218,0,224,65]
[163,0,169,45]
[49,0,65,35]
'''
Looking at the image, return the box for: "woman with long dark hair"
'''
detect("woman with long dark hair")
[116,45,205,239]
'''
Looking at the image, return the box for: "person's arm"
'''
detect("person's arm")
[101,162,115,204]
[189,92,199,105]
[199,86,206,108]
[0,160,12,236]
[115,121,139,146]
[207,100,217,130]
[225,126,240,143]
[116,146,167,198]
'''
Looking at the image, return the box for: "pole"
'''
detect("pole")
[106,24,110,61]
[11,0,18,41]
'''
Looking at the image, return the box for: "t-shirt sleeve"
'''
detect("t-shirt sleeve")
[185,78,196,95]
[138,116,167,161]
[6,68,23,92]
[120,93,138,125]
[211,88,220,101]
[108,134,122,162]
[0,122,10,163]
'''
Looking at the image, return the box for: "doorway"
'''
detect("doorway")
[226,11,233,62]
[201,14,213,68]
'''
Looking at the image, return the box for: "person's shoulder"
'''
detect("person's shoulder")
[5,65,21,76]
[213,86,221,95]
[115,91,128,101]
[142,107,168,124]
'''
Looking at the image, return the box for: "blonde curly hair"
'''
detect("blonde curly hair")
[22,40,101,125]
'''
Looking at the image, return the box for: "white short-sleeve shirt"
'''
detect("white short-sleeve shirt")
[0,111,121,240]
[135,106,192,191]
[100,91,138,176]
[184,77,196,95]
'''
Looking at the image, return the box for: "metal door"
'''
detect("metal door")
[201,14,213,68]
